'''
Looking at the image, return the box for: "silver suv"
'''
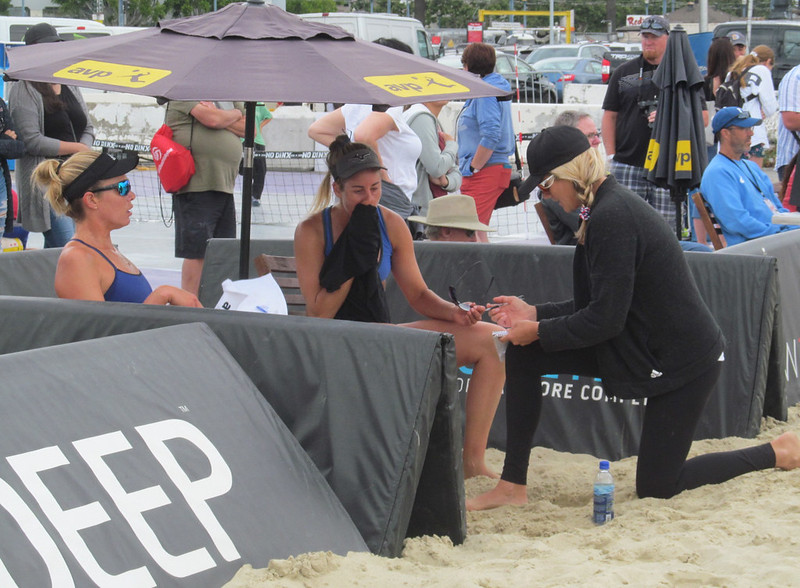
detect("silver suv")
[525,43,608,67]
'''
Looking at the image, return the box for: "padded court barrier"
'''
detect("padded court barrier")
[0,298,463,557]
[197,239,785,460]
[0,248,61,297]
[720,230,800,407]
[387,242,783,459]
[0,323,367,585]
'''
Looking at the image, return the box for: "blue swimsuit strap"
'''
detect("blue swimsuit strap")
[70,238,119,270]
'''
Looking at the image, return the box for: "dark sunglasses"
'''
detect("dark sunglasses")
[447,272,494,311]
[92,179,132,197]
[640,19,668,32]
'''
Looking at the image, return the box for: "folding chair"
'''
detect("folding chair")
[691,193,726,250]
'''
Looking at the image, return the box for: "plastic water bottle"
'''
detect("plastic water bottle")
[593,460,614,525]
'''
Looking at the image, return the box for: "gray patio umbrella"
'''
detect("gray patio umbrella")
[644,24,709,239]
[5,0,506,278]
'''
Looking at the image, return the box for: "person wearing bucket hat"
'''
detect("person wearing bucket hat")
[31,151,201,307]
[296,135,506,478]
[700,107,798,246]
[407,194,493,241]
[8,24,94,249]
[467,124,800,511]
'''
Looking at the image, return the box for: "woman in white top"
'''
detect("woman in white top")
[308,104,422,222]
[308,38,423,225]
[728,45,778,168]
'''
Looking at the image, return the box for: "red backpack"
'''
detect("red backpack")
[150,124,195,193]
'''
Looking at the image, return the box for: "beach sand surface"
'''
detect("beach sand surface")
[225,405,800,587]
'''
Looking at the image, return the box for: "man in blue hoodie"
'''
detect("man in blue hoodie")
[701,106,798,246]
[457,42,515,241]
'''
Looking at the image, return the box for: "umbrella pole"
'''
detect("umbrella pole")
[239,101,256,279]
[672,187,682,240]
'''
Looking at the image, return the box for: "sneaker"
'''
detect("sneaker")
[252,199,261,207]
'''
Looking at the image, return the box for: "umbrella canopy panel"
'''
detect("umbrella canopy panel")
[5,3,506,105]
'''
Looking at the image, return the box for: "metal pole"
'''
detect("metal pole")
[746,0,753,50]
[239,102,256,280]
[549,0,554,44]
[699,0,708,33]
[118,0,125,26]
[645,0,649,16]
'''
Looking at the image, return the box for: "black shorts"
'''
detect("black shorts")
[173,191,236,259]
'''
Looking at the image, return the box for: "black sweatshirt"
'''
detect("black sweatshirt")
[537,175,724,398]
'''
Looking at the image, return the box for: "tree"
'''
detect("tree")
[286,0,338,13]
[53,0,167,25]
[162,0,238,18]
[0,0,13,15]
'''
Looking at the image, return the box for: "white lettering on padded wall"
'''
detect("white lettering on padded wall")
[0,419,239,585]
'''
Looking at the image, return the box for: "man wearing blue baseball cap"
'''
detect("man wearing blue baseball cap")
[700,107,798,245]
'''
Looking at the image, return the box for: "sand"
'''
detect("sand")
[225,405,800,587]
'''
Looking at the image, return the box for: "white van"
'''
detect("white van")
[299,12,435,60]
[0,17,111,98]
[0,16,106,45]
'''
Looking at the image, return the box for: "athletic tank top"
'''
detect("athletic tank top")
[322,206,393,281]
[71,239,153,303]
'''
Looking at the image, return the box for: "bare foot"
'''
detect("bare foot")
[466,480,527,511]
[464,462,500,480]
[772,432,800,470]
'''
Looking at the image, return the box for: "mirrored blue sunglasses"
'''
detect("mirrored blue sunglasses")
[92,179,131,197]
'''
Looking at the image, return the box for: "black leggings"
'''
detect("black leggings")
[502,342,776,498]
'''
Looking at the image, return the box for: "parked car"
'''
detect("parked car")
[437,51,558,103]
[525,43,607,67]
[530,57,604,102]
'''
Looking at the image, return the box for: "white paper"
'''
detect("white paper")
[215,274,288,315]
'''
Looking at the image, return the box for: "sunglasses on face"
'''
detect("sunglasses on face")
[538,174,556,191]
[92,179,131,197]
[585,131,602,140]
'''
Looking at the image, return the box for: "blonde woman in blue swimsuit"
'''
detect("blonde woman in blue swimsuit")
[34,151,201,306]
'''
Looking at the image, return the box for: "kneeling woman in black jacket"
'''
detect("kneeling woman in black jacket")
[469,126,800,510]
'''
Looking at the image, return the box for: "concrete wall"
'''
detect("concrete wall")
[82,84,610,173]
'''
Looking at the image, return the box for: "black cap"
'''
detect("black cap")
[640,15,670,36]
[519,126,591,196]
[332,148,386,181]
[24,23,63,45]
[63,153,139,203]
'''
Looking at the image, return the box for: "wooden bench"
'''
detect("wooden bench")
[254,254,306,316]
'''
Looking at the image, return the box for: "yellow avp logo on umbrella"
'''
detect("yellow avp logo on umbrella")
[674,140,692,172]
[53,60,171,88]
[645,139,693,172]
[645,139,659,171]
[364,72,469,97]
